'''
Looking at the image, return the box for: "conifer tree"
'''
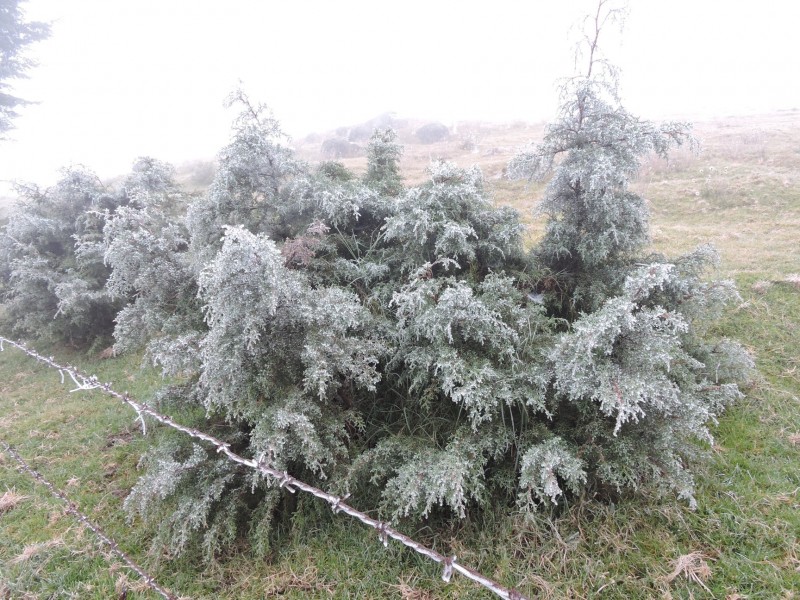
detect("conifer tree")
[364,127,403,197]
[509,1,695,315]
[0,0,50,136]
[508,0,752,505]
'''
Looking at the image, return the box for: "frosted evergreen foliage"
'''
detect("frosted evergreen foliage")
[124,440,280,560]
[364,128,403,197]
[188,89,307,266]
[197,226,381,429]
[506,1,752,506]
[509,3,694,314]
[3,4,752,557]
[0,167,123,345]
[390,273,551,428]
[384,161,525,275]
[103,158,201,360]
[518,438,587,507]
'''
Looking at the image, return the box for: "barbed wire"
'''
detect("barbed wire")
[0,438,178,600]
[0,336,530,600]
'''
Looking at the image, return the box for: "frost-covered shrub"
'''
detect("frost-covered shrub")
[0,167,125,346]
[384,161,525,275]
[119,92,563,553]
[119,53,751,553]
[103,157,201,361]
[71,6,754,558]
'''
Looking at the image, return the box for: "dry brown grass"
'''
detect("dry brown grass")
[0,489,28,514]
[784,274,800,289]
[752,280,774,294]
[389,575,435,600]
[293,117,546,187]
[662,551,713,592]
[9,539,64,564]
[635,111,800,280]
[110,566,164,598]
[261,565,334,597]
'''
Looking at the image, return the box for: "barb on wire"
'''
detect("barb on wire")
[0,438,178,600]
[0,336,530,600]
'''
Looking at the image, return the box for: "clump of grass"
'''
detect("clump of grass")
[390,575,435,600]
[0,488,28,514]
[261,564,335,596]
[110,566,161,598]
[10,539,64,564]
[783,273,800,289]
[751,280,773,294]
[662,551,713,592]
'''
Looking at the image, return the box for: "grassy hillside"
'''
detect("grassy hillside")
[1,111,799,599]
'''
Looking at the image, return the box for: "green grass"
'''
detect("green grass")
[2,112,800,598]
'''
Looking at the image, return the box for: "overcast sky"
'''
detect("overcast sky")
[1,0,798,194]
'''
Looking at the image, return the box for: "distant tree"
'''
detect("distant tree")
[414,122,449,144]
[0,0,50,136]
[320,137,361,159]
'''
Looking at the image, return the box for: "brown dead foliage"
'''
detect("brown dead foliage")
[0,489,29,515]
[263,565,334,597]
[389,576,435,600]
[10,539,64,564]
[662,551,712,592]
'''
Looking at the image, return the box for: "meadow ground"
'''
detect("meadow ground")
[1,111,798,599]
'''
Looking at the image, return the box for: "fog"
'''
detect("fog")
[1,0,798,194]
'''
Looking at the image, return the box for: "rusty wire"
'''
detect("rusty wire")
[0,438,178,600]
[0,336,530,600]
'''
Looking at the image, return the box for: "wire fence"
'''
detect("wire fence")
[0,336,530,600]
[0,438,178,600]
